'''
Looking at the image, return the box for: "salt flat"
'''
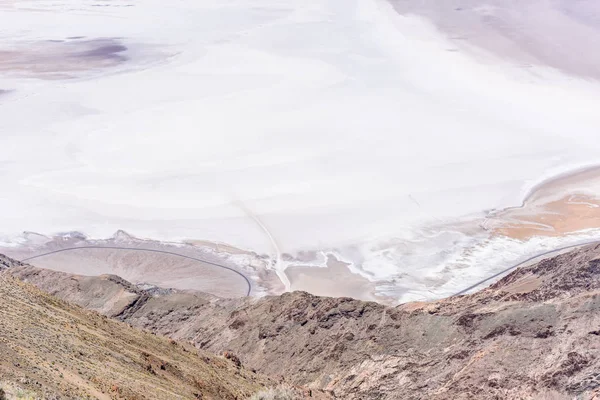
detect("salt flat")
[1,0,600,302]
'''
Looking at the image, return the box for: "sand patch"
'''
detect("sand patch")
[492,194,600,240]
[500,273,544,295]
[185,239,255,256]
[488,167,600,240]
[285,255,391,303]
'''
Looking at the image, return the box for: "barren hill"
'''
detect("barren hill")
[6,243,600,399]
[0,272,272,399]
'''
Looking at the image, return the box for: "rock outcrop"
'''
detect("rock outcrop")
[0,253,24,271]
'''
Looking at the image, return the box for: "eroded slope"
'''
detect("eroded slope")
[0,274,271,399]
[7,244,600,399]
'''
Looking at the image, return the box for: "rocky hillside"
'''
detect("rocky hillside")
[0,253,24,270]
[6,243,600,399]
[0,273,273,399]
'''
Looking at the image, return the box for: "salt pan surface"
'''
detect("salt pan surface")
[1,0,600,301]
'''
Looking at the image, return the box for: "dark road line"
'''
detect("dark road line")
[21,246,252,296]
[453,240,600,296]
[20,240,600,300]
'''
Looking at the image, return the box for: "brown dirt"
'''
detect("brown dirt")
[0,272,273,399]
[492,194,600,240]
[285,255,389,303]
[489,167,600,240]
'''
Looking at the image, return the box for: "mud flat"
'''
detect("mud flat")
[285,255,392,304]
[0,232,281,298]
[0,38,129,79]
[489,166,600,240]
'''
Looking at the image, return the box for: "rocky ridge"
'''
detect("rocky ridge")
[5,243,600,399]
[0,272,274,399]
[0,253,24,270]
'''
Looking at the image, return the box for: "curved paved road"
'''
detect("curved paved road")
[454,239,600,296]
[19,240,600,301]
[20,246,252,297]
